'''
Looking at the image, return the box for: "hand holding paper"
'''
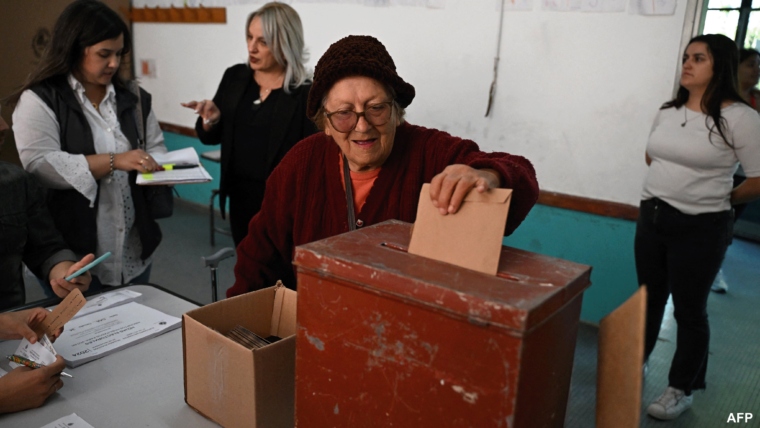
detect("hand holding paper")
[136,147,212,185]
[0,309,60,344]
[429,164,502,215]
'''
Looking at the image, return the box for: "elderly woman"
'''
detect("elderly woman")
[228,35,539,296]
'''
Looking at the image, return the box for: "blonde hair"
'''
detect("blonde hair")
[246,2,309,93]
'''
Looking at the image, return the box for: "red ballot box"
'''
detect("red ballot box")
[293,220,591,428]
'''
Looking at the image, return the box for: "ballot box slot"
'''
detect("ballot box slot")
[380,241,522,282]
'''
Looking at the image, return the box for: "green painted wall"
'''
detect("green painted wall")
[503,204,639,324]
[163,130,639,324]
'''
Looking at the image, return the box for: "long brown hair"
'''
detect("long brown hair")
[5,0,131,106]
[662,34,747,148]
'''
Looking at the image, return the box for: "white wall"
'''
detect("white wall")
[133,0,689,206]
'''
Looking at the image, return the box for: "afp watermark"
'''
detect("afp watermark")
[727,413,753,423]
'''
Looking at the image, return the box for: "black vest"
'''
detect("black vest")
[30,76,161,261]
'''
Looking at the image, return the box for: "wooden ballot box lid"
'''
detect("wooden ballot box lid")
[293,220,591,334]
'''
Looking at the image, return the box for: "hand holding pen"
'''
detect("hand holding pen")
[0,355,66,413]
[48,253,96,299]
[7,355,73,378]
[180,99,221,130]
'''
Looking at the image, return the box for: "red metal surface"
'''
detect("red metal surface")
[293,220,591,428]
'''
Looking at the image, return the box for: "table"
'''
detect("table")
[0,285,217,428]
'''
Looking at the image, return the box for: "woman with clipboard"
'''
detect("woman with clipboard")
[9,0,168,292]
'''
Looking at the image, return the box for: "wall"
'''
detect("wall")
[133,0,690,207]
[0,0,130,164]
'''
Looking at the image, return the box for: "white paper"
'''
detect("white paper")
[137,147,212,185]
[48,289,142,320]
[137,164,212,185]
[40,413,95,428]
[54,302,181,367]
[150,147,200,165]
[542,0,580,10]
[503,0,533,11]
[10,335,57,369]
[0,367,7,377]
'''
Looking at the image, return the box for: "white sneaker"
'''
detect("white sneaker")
[647,386,693,420]
[711,270,728,293]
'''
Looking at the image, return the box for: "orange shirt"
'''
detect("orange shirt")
[339,155,381,214]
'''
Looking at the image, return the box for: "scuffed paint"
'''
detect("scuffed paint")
[539,282,555,287]
[451,385,478,404]
[306,333,325,351]
[334,404,339,414]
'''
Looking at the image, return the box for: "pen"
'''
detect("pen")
[6,355,73,378]
[162,163,199,170]
[64,251,112,281]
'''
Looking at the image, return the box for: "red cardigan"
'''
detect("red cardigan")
[229,122,539,296]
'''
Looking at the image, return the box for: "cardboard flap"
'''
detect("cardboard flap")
[596,286,647,428]
[408,183,512,275]
[270,282,297,338]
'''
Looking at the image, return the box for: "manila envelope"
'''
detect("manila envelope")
[408,183,512,276]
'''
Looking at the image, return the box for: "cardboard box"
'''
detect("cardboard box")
[183,284,297,428]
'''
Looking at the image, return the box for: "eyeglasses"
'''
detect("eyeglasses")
[324,101,393,133]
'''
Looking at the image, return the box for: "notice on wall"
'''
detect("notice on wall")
[542,0,581,11]
[581,0,625,12]
[629,0,676,15]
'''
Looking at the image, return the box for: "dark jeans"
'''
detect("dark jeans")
[634,198,733,392]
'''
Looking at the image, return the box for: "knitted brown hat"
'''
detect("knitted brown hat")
[307,35,415,119]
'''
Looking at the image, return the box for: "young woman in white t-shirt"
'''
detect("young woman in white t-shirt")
[636,34,760,421]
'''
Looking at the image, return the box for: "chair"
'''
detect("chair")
[200,149,231,246]
[201,247,235,302]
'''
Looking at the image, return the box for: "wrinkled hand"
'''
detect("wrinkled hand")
[429,165,501,215]
[114,149,162,173]
[0,356,65,414]
[49,253,95,299]
[181,100,220,128]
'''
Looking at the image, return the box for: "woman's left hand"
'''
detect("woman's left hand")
[429,165,501,215]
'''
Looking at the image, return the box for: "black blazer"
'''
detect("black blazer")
[195,64,317,216]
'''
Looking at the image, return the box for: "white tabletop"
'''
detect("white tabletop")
[0,285,218,428]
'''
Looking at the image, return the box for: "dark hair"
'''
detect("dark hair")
[739,48,760,64]
[662,34,747,148]
[6,0,130,106]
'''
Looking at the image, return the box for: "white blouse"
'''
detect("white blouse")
[12,74,168,285]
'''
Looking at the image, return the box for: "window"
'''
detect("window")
[701,0,760,48]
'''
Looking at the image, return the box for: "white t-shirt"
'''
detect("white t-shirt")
[642,103,760,215]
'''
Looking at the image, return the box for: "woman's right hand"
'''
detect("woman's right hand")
[181,100,220,130]
[0,356,65,414]
[114,149,162,173]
